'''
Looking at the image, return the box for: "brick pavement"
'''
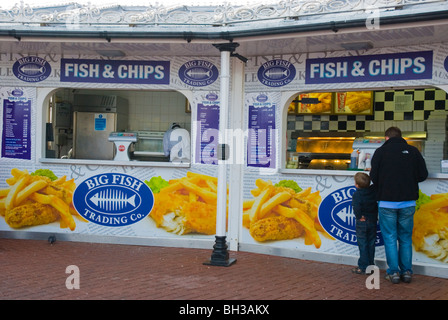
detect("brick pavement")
[1,238,447,301]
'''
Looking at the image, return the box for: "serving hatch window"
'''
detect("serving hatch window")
[44,88,191,163]
[285,88,448,172]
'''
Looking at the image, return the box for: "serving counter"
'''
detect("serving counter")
[39,157,190,168]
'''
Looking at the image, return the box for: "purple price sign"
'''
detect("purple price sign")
[247,104,276,168]
[2,99,31,160]
[196,103,219,164]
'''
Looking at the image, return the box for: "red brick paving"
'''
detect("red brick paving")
[1,238,447,301]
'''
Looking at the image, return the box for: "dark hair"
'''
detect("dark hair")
[354,172,371,189]
[385,126,402,138]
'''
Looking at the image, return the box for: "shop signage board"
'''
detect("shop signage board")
[61,58,171,85]
[244,44,448,91]
[0,55,222,91]
[305,50,433,84]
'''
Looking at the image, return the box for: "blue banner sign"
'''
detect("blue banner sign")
[306,51,433,84]
[61,58,170,84]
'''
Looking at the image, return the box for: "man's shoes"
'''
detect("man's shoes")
[401,271,412,283]
[385,272,400,284]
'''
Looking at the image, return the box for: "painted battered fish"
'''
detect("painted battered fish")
[5,203,59,228]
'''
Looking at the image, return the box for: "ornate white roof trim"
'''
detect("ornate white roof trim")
[0,0,445,27]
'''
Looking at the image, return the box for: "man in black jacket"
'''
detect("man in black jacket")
[370,127,428,284]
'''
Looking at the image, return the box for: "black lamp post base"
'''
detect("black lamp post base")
[203,236,237,267]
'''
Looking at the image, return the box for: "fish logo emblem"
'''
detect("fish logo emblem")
[186,68,212,79]
[264,68,290,80]
[335,206,356,226]
[179,60,219,87]
[73,173,154,227]
[20,65,45,75]
[13,56,52,83]
[89,190,136,211]
[258,59,296,87]
[318,186,383,246]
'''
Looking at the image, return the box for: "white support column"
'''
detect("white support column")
[215,48,230,238]
[203,42,240,267]
[227,58,245,251]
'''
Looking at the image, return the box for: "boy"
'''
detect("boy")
[351,172,378,274]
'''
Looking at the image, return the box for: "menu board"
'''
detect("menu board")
[297,92,332,114]
[196,103,219,164]
[2,99,31,160]
[247,103,276,168]
[335,91,373,114]
[291,91,373,115]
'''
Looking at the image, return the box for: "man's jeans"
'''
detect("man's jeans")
[378,206,415,275]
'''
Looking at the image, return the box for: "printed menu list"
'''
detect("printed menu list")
[247,103,276,168]
[196,103,219,164]
[2,99,31,160]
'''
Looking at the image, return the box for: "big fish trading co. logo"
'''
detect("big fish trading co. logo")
[318,186,383,246]
[257,59,296,87]
[73,173,154,227]
[178,60,219,87]
[13,56,52,83]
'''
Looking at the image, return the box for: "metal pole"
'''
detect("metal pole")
[217,49,229,238]
[204,42,239,267]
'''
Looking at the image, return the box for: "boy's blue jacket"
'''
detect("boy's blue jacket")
[352,185,378,220]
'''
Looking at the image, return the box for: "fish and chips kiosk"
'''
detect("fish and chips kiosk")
[0,0,448,278]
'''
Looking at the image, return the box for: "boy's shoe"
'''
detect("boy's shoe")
[401,271,412,283]
[351,267,365,275]
[385,272,400,284]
